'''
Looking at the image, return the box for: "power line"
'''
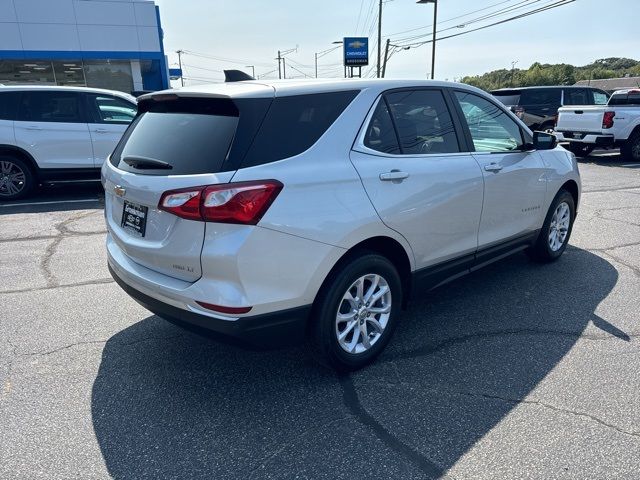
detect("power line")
[387,0,524,37]
[395,0,574,48]
[394,0,544,43]
[355,0,367,34]
[182,63,224,74]
[181,49,273,68]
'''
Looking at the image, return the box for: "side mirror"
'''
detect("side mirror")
[533,131,558,150]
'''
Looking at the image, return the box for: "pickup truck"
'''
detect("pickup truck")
[555,89,640,160]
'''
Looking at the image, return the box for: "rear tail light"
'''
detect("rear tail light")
[159,180,283,224]
[602,111,615,129]
[515,106,525,119]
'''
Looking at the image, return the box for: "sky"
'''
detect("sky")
[153,0,640,86]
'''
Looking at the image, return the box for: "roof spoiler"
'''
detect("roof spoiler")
[224,70,255,82]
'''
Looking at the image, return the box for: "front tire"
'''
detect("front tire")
[0,156,34,200]
[528,189,575,263]
[309,253,403,371]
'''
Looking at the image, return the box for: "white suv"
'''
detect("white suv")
[0,85,137,199]
[103,79,581,370]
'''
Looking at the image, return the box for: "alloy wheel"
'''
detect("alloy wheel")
[335,273,392,354]
[548,201,571,252]
[0,160,27,198]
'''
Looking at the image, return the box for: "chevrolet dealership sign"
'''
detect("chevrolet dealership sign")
[343,37,369,66]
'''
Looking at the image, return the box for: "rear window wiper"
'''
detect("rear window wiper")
[122,155,173,170]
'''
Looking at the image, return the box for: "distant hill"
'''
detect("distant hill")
[461,57,640,91]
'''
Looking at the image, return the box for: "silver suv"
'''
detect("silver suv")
[103,79,581,370]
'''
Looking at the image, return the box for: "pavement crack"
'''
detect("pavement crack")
[337,373,445,479]
[444,389,640,440]
[247,416,349,478]
[0,278,114,295]
[582,186,640,194]
[14,334,184,358]
[38,211,101,287]
[388,328,639,363]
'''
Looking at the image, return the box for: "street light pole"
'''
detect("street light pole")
[377,0,383,78]
[176,49,184,86]
[314,42,343,79]
[417,0,437,80]
[246,65,255,78]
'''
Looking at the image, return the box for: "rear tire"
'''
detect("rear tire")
[308,253,402,371]
[565,143,595,158]
[528,189,575,263]
[0,156,34,201]
[621,131,640,162]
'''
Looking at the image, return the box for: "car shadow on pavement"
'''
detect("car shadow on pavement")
[92,247,620,479]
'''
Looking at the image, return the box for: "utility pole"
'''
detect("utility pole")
[315,52,318,78]
[282,57,286,79]
[277,50,282,79]
[176,49,184,86]
[381,38,391,78]
[246,65,255,78]
[510,60,518,87]
[377,0,383,78]
[430,0,437,79]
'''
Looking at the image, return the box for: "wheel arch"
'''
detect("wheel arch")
[560,179,579,211]
[312,236,413,312]
[0,145,39,176]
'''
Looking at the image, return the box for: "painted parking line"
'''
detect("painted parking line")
[0,198,102,208]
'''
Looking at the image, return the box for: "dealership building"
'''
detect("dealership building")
[0,0,169,94]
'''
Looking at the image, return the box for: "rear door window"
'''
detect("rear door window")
[17,91,86,123]
[385,89,460,154]
[563,89,589,106]
[241,90,359,168]
[0,91,20,120]
[520,89,561,106]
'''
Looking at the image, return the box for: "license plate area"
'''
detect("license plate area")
[121,200,148,237]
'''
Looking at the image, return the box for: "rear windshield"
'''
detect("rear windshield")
[610,91,640,106]
[491,92,521,106]
[110,96,270,175]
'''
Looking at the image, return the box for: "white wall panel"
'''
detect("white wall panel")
[14,0,76,24]
[0,23,23,50]
[74,1,136,26]
[0,0,17,22]
[77,25,139,52]
[134,2,156,26]
[20,23,81,51]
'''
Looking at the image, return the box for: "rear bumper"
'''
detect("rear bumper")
[109,263,311,348]
[555,131,615,146]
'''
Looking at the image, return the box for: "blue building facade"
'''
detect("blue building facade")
[0,0,169,93]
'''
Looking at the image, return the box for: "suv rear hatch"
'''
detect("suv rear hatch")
[103,87,274,282]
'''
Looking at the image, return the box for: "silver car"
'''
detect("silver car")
[103,79,580,370]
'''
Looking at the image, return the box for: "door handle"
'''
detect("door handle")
[484,163,503,173]
[25,125,42,131]
[379,170,410,182]
[94,128,109,133]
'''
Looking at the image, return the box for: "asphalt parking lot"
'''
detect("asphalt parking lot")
[1,151,640,479]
